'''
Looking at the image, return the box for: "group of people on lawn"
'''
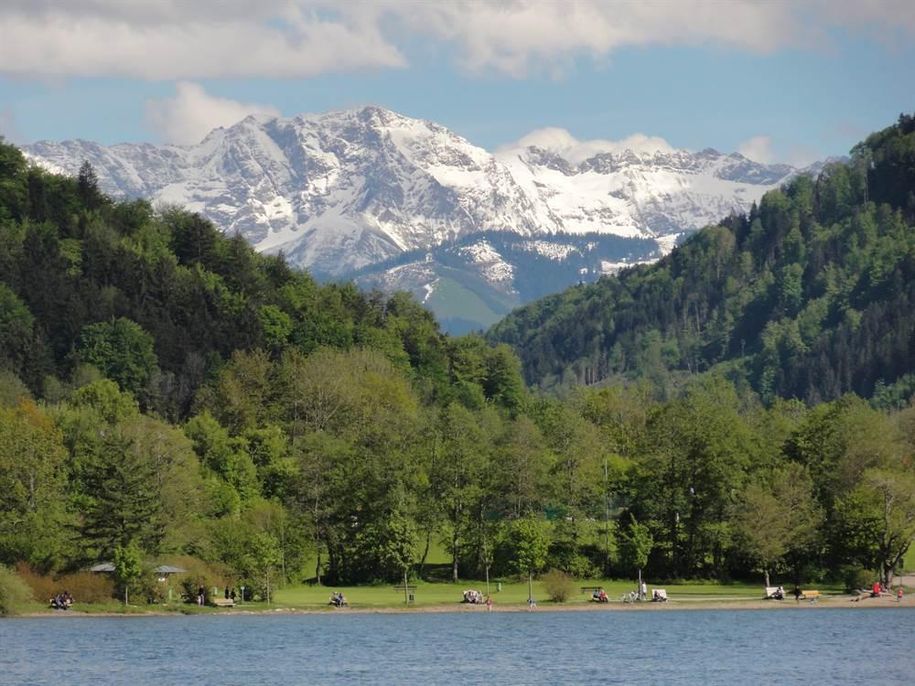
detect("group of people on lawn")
[462,589,494,609]
[50,590,73,609]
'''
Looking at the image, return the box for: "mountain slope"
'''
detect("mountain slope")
[24,106,806,330]
[1,137,520,420]
[488,114,915,404]
[351,231,659,333]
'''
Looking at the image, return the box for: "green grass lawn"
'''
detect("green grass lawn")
[271,578,778,609]
[904,547,914,573]
[21,576,846,615]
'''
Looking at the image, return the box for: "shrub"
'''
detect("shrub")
[134,574,166,604]
[173,557,230,604]
[180,575,212,605]
[542,568,576,603]
[56,572,116,604]
[0,564,34,615]
[16,564,115,604]
[15,563,57,602]
[563,554,600,580]
[842,566,874,593]
[546,548,598,579]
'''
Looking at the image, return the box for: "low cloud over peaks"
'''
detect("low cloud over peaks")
[737,136,775,164]
[498,128,676,164]
[145,83,279,145]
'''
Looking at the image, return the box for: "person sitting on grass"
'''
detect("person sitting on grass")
[50,592,72,610]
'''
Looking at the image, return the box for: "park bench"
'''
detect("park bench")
[800,590,820,603]
[580,586,603,594]
[393,584,417,604]
[211,598,235,608]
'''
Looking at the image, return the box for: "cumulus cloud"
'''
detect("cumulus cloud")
[737,135,775,164]
[146,82,280,145]
[0,1,405,79]
[498,127,676,164]
[0,1,912,79]
[401,1,805,77]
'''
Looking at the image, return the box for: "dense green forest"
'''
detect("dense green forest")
[489,114,915,407]
[0,119,914,604]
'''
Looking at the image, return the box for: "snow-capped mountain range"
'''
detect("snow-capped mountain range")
[24,106,815,332]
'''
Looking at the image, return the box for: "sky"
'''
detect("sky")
[1,1,914,166]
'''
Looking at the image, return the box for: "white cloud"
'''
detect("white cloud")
[0,1,405,79]
[784,145,823,168]
[0,108,21,143]
[737,135,775,164]
[145,83,280,145]
[0,1,912,79]
[400,1,804,77]
[498,127,675,164]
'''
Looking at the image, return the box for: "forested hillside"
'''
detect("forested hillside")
[1,136,913,602]
[489,114,915,406]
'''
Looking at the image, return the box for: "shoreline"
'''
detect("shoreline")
[14,594,913,618]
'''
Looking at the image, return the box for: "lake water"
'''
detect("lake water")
[1,608,911,685]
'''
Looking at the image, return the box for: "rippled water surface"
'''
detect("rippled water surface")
[1,608,912,685]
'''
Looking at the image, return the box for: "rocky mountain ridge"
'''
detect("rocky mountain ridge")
[24,106,811,330]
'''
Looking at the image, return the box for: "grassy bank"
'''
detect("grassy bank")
[272,579,812,610]
[15,577,864,615]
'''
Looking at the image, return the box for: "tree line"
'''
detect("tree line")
[489,114,915,407]
[0,130,913,599]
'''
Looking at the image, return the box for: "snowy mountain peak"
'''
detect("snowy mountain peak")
[23,106,809,329]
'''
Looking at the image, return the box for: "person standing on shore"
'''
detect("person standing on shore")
[486,594,493,612]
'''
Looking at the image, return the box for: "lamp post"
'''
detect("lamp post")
[604,457,611,576]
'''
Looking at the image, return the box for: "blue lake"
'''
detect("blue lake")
[1,608,912,685]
